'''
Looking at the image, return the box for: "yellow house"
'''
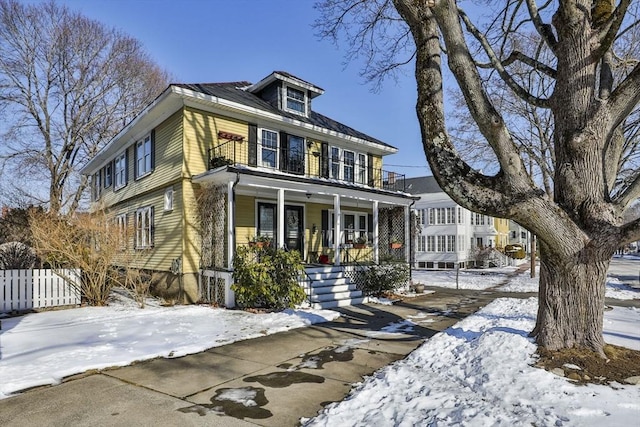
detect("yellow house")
[81,71,415,308]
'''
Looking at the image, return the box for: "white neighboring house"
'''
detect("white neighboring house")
[509,221,531,253]
[405,176,509,269]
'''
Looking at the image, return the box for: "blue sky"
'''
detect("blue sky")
[53,0,431,178]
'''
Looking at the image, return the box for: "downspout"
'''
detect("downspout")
[231,171,240,266]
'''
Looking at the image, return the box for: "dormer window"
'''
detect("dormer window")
[285,86,306,116]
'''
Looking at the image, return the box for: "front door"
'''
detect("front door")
[285,205,303,253]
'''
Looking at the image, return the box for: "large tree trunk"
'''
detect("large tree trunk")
[533,243,609,355]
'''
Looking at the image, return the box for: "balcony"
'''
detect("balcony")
[208,139,406,192]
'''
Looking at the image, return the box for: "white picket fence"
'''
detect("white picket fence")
[0,269,81,313]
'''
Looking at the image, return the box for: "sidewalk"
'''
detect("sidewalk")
[0,287,504,427]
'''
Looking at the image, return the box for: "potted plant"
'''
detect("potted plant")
[249,235,272,248]
[390,238,403,249]
[354,236,368,249]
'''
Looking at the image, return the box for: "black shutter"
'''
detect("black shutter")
[321,142,329,178]
[321,210,328,247]
[248,124,258,167]
[124,149,129,185]
[150,128,156,171]
[279,131,288,172]
[367,154,374,187]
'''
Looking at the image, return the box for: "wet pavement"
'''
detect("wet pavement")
[1,273,638,426]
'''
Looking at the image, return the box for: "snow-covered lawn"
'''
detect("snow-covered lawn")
[1,267,639,426]
[412,266,640,300]
[305,298,640,427]
[0,292,339,399]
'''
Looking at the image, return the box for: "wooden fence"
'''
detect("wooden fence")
[0,269,81,313]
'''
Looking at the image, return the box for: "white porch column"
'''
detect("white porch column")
[227,181,234,269]
[277,188,285,249]
[373,200,379,264]
[334,194,341,266]
[404,204,411,263]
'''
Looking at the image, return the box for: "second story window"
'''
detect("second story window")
[103,163,112,188]
[285,86,306,115]
[330,147,340,179]
[114,151,127,189]
[357,153,366,184]
[260,129,278,168]
[343,151,355,183]
[135,133,153,178]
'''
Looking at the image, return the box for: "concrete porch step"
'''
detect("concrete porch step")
[310,289,363,303]
[311,296,366,309]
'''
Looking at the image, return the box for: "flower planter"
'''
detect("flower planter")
[390,243,403,249]
[319,254,330,264]
[249,241,270,248]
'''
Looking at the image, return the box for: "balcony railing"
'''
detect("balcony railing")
[208,139,406,192]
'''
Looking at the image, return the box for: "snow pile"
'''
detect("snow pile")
[305,298,640,427]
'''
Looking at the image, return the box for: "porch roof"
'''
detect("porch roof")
[192,165,418,206]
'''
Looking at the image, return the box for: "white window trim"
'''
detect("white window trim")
[135,134,153,179]
[164,187,174,211]
[328,146,367,183]
[114,151,127,190]
[283,84,307,116]
[258,128,279,169]
[327,209,368,248]
[115,213,127,250]
[135,206,154,250]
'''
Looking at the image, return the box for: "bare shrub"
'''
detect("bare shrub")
[0,241,36,269]
[29,210,144,306]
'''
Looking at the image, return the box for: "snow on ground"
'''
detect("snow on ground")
[411,267,518,290]
[0,291,339,399]
[412,265,640,300]
[305,298,640,427]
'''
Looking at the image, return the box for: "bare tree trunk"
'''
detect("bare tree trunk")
[532,243,608,355]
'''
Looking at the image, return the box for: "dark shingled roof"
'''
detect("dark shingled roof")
[403,176,443,195]
[172,81,394,149]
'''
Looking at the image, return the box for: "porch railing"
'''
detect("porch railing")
[208,140,406,192]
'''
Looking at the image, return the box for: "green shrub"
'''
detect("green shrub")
[358,262,410,296]
[231,245,306,310]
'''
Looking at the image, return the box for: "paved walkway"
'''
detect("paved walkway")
[0,271,637,426]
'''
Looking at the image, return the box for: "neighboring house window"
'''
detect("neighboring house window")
[458,235,465,252]
[521,231,527,239]
[428,208,434,225]
[164,187,174,211]
[115,213,127,250]
[135,134,153,178]
[427,236,435,252]
[457,207,463,224]
[135,206,154,249]
[446,208,455,224]
[104,163,112,188]
[114,151,127,189]
[259,129,278,168]
[417,235,426,252]
[285,86,306,115]
[437,235,446,252]
[447,235,456,252]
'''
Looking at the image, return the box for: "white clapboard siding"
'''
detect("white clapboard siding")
[1,269,81,313]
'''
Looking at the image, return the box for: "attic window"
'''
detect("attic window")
[218,131,244,141]
[285,86,306,116]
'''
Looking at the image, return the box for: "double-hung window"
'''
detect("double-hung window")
[356,153,366,184]
[330,147,340,179]
[285,86,306,115]
[260,129,278,168]
[427,236,435,252]
[92,172,101,201]
[343,150,355,183]
[136,134,153,178]
[135,206,154,249]
[115,214,127,250]
[103,163,112,188]
[417,235,426,252]
[114,152,127,189]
